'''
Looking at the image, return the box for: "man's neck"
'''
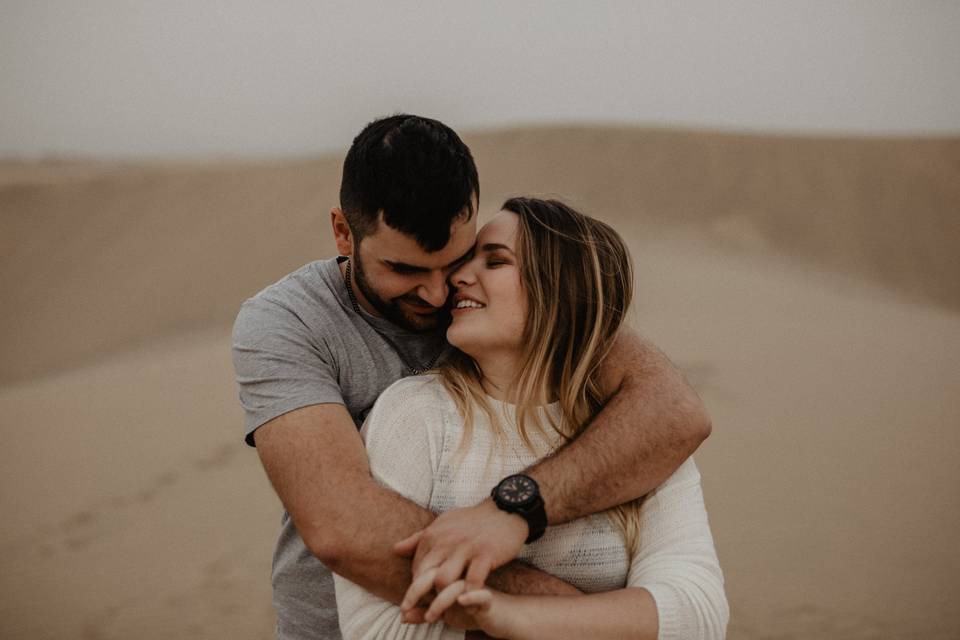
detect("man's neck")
[341,257,379,317]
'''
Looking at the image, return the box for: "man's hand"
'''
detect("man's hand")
[395,499,527,616]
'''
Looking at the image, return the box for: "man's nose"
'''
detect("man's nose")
[418,272,449,308]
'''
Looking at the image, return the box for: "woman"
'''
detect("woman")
[334,198,728,639]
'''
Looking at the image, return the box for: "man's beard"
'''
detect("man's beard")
[351,253,450,334]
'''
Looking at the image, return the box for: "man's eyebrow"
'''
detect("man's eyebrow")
[383,259,428,272]
[383,246,476,272]
[448,245,475,267]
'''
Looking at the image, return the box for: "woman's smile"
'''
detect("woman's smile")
[452,294,486,312]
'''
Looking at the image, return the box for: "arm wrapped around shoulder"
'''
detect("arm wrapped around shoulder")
[627,459,729,640]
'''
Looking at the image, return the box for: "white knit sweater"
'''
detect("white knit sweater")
[334,375,728,640]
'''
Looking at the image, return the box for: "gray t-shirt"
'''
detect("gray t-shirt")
[232,257,448,639]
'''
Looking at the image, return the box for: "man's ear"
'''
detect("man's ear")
[331,208,353,256]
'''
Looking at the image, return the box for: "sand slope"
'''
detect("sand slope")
[1,127,958,639]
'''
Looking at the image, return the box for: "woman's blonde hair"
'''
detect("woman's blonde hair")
[438,197,643,552]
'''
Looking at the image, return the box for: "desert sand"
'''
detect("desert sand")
[1,127,958,639]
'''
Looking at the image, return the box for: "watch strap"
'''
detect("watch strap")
[521,496,547,543]
[491,475,548,544]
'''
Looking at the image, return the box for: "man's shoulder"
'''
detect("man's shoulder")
[234,259,344,332]
[245,258,339,307]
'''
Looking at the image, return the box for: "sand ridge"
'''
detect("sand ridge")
[2,128,958,384]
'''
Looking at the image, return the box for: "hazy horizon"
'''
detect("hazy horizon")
[3,1,960,160]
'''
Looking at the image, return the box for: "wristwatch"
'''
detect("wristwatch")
[491,474,547,543]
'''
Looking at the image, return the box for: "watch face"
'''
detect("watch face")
[498,475,536,506]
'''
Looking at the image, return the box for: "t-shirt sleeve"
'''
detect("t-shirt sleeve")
[232,296,344,446]
[333,380,464,640]
[626,458,729,640]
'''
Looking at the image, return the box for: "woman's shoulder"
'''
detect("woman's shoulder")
[362,374,458,436]
[359,375,460,507]
[375,373,455,411]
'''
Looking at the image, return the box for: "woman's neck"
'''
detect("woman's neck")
[473,352,519,402]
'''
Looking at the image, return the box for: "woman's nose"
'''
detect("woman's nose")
[450,262,475,286]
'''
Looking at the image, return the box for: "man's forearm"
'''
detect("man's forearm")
[487,560,581,596]
[254,404,440,606]
[326,487,579,603]
[334,497,578,603]
[528,331,711,524]
[319,481,435,604]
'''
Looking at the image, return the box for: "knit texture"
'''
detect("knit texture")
[334,375,728,639]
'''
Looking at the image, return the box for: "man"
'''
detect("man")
[232,114,711,639]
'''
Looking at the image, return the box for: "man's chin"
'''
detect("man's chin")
[391,307,448,334]
[400,312,443,333]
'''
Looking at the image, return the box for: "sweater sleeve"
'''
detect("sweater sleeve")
[626,458,729,640]
[333,378,465,640]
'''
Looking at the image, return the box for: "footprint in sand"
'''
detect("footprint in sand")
[24,440,241,557]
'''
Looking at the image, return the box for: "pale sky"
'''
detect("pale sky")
[2,1,959,159]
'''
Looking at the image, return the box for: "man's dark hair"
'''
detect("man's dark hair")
[339,114,479,252]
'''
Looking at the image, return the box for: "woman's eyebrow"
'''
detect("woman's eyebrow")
[480,242,514,254]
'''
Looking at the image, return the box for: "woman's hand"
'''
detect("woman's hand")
[414,580,518,639]
[395,500,528,618]
[455,586,519,639]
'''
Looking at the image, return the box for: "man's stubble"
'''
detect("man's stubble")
[351,249,451,336]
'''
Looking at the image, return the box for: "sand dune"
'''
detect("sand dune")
[1,127,958,639]
[2,128,958,385]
